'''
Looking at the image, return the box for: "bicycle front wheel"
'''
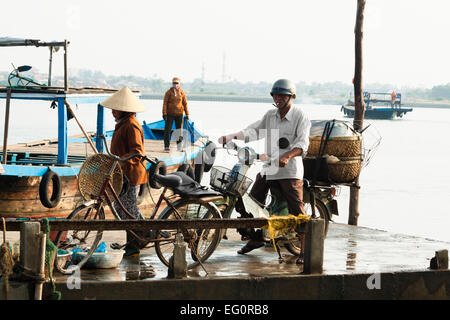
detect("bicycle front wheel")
[54,203,105,274]
[284,199,329,256]
[154,198,222,269]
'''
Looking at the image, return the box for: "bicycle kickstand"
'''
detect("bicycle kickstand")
[274,241,284,264]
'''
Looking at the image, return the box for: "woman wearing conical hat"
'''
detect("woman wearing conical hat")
[101,86,147,256]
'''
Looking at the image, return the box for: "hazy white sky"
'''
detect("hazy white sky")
[1,0,449,88]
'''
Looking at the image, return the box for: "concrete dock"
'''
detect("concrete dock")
[33,222,450,300]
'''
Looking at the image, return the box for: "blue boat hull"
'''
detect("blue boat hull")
[341,105,412,119]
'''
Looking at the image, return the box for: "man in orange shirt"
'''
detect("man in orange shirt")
[162,77,189,151]
[391,91,397,107]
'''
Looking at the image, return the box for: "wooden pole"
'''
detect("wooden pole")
[2,89,11,164]
[48,47,53,86]
[63,40,69,92]
[19,222,43,300]
[64,100,98,154]
[349,0,366,226]
[34,233,46,300]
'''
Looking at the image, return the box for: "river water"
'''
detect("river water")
[2,98,450,242]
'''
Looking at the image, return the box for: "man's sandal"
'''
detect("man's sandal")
[296,253,305,265]
[237,241,264,254]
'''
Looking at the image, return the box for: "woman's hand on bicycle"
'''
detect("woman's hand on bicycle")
[218,132,245,146]
[98,134,157,165]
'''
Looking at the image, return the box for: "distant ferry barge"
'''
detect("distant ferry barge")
[341,91,413,119]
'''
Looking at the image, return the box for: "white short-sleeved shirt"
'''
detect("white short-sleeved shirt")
[242,105,311,180]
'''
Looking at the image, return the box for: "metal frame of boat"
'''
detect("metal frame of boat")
[0,38,209,219]
[341,91,413,119]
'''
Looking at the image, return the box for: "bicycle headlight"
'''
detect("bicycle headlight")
[237,147,257,165]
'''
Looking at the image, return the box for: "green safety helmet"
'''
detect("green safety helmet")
[270,79,296,98]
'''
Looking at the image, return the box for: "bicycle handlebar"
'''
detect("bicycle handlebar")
[98,135,157,165]
[221,140,268,164]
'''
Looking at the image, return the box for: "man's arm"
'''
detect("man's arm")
[182,92,189,119]
[218,114,267,146]
[162,91,169,118]
[218,131,245,145]
[278,148,303,168]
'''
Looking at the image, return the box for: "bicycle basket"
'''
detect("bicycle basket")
[209,166,253,196]
[78,154,123,201]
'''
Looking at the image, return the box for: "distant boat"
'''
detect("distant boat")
[341,91,413,119]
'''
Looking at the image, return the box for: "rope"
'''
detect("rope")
[0,218,14,300]
[185,118,196,144]
[312,120,335,187]
[42,218,61,300]
[14,264,46,282]
[309,120,335,217]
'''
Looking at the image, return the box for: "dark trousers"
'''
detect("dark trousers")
[250,173,305,216]
[236,173,305,242]
[164,115,183,148]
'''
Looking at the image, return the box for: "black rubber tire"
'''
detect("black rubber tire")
[177,163,195,180]
[148,161,167,189]
[39,170,62,208]
[203,142,217,173]
[53,203,105,274]
[284,199,329,256]
[194,162,205,183]
[193,151,205,183]
[154,198,222,269]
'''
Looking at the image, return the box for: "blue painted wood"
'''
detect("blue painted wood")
[66,95,114,105]
[57,97,68,164]
[141,117,204,141]
[0,92,122,104]
[0,146,202,176]
[142,121,159,140]
[1,164,79,177]
[96,104,105,152]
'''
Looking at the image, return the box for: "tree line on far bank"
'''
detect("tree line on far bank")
[1,69,449,102]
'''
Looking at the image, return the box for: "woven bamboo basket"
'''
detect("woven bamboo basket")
[307,135,362,157]
[78,154,123,201]
[327,156,362,183]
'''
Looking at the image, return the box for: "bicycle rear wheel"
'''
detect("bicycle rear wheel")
[154,198,222,269]
[54,203,105,274]
[284,199,329,256]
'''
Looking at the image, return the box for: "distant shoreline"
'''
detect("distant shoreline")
[141,93,450,109]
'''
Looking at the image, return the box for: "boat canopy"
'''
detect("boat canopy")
[363,91,402,107]
[0,37,66,47]
[0,37,127,164]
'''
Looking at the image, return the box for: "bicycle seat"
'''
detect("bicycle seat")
[153,173,183,188]
[171,172,222,197]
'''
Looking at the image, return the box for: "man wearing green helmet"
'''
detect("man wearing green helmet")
[218,79,311,259]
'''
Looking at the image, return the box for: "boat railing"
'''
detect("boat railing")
[0,152,87,166]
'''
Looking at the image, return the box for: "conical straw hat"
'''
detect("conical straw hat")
[101,87,146,112]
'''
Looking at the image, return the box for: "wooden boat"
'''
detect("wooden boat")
[0,38,213,219]
[341,91,413,119]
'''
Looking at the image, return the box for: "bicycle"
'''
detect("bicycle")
[8,64,45,87]
[54,135,223,274]
[207,140,338,261]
